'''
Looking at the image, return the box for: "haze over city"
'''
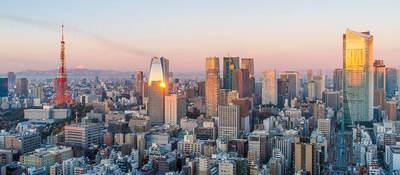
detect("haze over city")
[1,1,400,175]
[1,0,400,73]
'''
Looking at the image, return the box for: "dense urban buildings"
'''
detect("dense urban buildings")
[1,8,400,174]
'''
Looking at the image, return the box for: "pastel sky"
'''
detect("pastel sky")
[1,0,400,74]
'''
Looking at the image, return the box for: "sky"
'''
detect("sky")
[1,0,400,74]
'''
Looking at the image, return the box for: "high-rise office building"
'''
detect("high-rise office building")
[136,71,144,104]
[343,29,374,126]
[262,70,277,105]
[7,72,15,88]
[241,58,254,78]
[218,104,240,141]
[223,56,240,89]
[0,78,7,97]
[279,71,300,99]
[277,78,289,108]
[219,89,239,106]
[373,60,386,110]
[241,58,255,94]
[205,57,220,117]
[374,60,386,90]
[386,67,398,98]
[333,69,343,91]
[294,137,321,175]
[232,69,250,97]
[16,78,28,97]
[248,132,268,164]
[307,69,313,82]
[165,93,187,127]
[386,99,397,121]
[148,57,169,125]
[312,75,326,100]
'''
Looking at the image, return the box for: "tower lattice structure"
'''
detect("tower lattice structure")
[52,25,75,107]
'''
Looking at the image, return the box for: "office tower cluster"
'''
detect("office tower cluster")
[1,28,400,175]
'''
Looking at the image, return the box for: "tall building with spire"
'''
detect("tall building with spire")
[223,56,240,89]
[148,57,169,125]
[52,25,74,107]
[205,57,220,117]
[342,29,373,127]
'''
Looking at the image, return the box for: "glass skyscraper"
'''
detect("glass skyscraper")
[205,57,220,117]
[148,57,169,125]
[342,29,373,127]
[0,78,8,97]
[223,56,239,89]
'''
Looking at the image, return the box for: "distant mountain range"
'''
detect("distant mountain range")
[11,68,135,79]
[6,68,204,80]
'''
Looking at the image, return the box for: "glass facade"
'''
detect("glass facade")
[205,57,220,117]
[148,57,169,125]
[343,29,373,127]
[148,57,169,86]
[223,57,239,89]
[0,78,7,97]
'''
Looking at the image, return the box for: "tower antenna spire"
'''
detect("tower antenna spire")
[62,23,64,41]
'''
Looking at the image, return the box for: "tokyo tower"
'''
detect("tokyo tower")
[51,25,75,107]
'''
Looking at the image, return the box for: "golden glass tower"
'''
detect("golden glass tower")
[343,29,373,127]
[205,56,220,117]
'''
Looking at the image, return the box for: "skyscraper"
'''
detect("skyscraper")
[7,72,15,88]
[333,69,343,91]
[148,57,169,125]
[218,104,240,141]
[241,58,255,94]
[223,56,240,89]
[373,60,386,90]
[277,78,289,108]
[205,57,220,117]
[342,29,374,126]
[232,69,250,97]
[0,78,7,97]
[306,69,313,82]
[262,70,277,105]
[386,67,398,98]
[136,71,144,104]
[373,60,386,109]
[312,75,326,100]
[165,93,187,127]
[16,78,28,97]
[279,71,300,101]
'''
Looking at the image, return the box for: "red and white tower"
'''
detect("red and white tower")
[52,25,74,107]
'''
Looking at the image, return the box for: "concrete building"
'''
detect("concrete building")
[165,93,187,127]
[262,70,277,105]
[218,104,240,141]
[64,123,102,148]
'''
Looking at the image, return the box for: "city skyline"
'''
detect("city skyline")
[1,1,400,73]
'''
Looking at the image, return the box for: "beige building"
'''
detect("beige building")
[64,123,102,148]
[205,57,220,117]
[165,93,187,127]
[218,104,240,141]
[262,70,277,105]
[219,89,239,106]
